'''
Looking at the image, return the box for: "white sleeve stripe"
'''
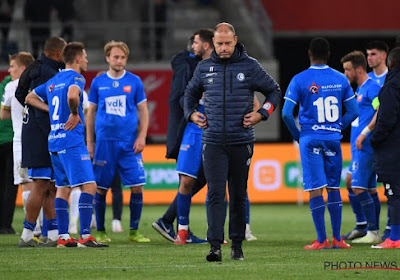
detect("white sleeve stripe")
[68,84,81,93]
[32,91,45,102]
[137,98,147,105]
[344,95,355,102]
[284,97,297,104]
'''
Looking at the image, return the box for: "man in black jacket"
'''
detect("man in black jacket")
[153,31,208,244]
[371,47,400,249]
[16,37,66,247]
[185,22,281,261]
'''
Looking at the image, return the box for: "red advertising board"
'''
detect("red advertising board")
[0,69,173,137]
[83,70,172,137]
[260,0,400,31]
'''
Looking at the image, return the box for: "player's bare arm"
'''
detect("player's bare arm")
[64,85,82,131]
[25,90,49,112]
[134,101,149,154]
[356,108,378,150]
[86,103,97,158]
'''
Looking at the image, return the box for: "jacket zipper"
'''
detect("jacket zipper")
[223,62,227,145]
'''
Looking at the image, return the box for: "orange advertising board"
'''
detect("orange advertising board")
[15,143,385,206]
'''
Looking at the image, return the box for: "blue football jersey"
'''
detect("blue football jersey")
[89,71,147,144]
[368,69,387,87]
[34,69,86,152]
[284,65,355,140]
[349,78,380,153]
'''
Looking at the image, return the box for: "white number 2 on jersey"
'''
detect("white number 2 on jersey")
[52,96,60,121]
[313,96,339,123]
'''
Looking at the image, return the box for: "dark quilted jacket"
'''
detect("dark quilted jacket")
[184,43,281,145]
[166,50,200,159]
[371,68,400,185]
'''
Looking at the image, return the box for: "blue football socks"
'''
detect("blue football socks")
[327,191,342,241]
[94,192,106,231]
[79,192,94,236]
[177,192,191,228]
[41,212,48,237]
[348,188,366,228]
[390,225,400,241]
[55,198,69,235]
[309,196,326,243]
[357,191,377,231]
[370,192,381,230]
[130,193,143,230]
[23,219,36,231]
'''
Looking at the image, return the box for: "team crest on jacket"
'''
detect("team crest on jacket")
[208,78,213,84]
[112,81,119,88]
[308,82,321,94]
[236,73,245,81]
[48,84,54,93]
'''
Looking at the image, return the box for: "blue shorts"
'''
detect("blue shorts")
[299,136,342,191]
[176,132,202,178]
[93,141,146,189]
[50,146,95,188]
[28,167,55,181]
[350,150,376,190]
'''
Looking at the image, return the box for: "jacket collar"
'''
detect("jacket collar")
[385,67,400,82]
[39,53,65,70]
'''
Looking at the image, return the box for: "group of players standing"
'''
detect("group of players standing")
[1,38,151,248]
[283,38,400,249]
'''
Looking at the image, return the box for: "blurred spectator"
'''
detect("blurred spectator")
[140,0,167,61]
[395,35,400,47]
[24,0,51,58]
[53,0,75,42]
[0,75,16,234]
[0,0,15,42]
[0,0,17,62]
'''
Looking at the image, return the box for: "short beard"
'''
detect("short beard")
[111,66,124,73]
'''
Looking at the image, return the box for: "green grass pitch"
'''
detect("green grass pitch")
[0,204,399,279]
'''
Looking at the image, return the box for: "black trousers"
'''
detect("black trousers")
[203,143,253,248]
[0,142,17,230]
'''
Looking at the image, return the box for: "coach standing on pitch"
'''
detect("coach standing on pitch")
[184,22,281,262]
[370,47,400,249]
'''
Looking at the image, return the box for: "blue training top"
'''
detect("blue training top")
[284,65,355,140]
[368,69,387,87]
[34,69,86,152]
[89,70,147,145]
[350,78,380,153]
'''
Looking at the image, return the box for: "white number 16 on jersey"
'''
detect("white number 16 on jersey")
[313,96,339,123]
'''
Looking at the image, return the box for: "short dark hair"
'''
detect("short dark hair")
[44,37,67,56]
[62,42,85,64]
[193,28,214,48]
[309,37,330,61]
[388,47,400,69]
[340,51,367,71]
[366,40,389,54]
